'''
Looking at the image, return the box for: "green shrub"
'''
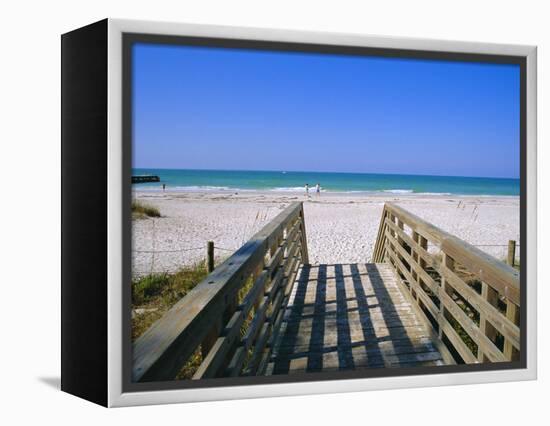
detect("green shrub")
[132,262,208,340]
[132,273,170,305]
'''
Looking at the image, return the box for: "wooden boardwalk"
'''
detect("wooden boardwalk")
[132,202,520,382]
[266,263,444,375]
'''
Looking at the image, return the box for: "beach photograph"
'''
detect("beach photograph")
[130,42,521,382]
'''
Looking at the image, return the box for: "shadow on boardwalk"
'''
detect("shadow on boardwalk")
[268,263,444,375]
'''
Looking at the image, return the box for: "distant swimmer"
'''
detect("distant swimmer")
[315,183,321,196]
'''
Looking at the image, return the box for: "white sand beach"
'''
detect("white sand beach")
[132,190,519,276]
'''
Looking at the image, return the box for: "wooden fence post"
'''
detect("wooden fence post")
[507,240,516,267]
[207,241,215,273]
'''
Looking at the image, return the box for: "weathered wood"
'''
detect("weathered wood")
[298,205,310,264]
[240,271,270,316]
[385,218,439,270]
[381,204,519,302]
[504,302,520,360]
[259,250,302,366]
[196,208,305,379]
[268,263,449,374]
[441,267,519,344]
[372,202,521,364]
[478,282,499,362]
[206,241,214,273]
[135,200,520,381]
[373,208,391,262]
[194,310,244,379]
[442,237,520,305]
[507,240,517,267]
[201,320,222,359]
[385,247,440,322]
[133,202,306,382]
[193,270,273,378]
[245,322,272,375]
[384,230,439,294]
[385,231,508,362]
[439,314,478,364]
[439,289,505,362]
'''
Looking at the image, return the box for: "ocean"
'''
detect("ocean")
[132,169,519,196]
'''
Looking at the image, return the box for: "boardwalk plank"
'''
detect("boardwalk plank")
[267,263,445,375]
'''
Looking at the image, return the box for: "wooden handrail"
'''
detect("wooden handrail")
[372,202,520,363]
[133,202,309,381]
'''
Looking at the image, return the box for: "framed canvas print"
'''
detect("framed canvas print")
[61,19,537,407]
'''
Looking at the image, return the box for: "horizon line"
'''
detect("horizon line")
[132,166,520,181]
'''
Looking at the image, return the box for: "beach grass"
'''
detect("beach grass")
[132,200,161,219]
[132,262,209,379]
[132,262,208,339]
[132,261,260,378]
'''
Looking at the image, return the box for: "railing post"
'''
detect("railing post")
[410,231,420,301]
[299,204,309,264]
[207,241,215,273]
[507,240,516,267]
[504,303,520,360]
[201,321,222,359]
[372,205,388,263]
[478,282,498,362]
[419,236,428,270]
[438,253,454,339]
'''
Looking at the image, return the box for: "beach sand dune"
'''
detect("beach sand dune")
[132,191,519,276]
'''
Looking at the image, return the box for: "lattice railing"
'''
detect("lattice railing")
[133,202,309,381]
[373,203,520,364]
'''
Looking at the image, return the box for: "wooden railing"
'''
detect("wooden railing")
[133,202,309,382]
[373,203,520,364]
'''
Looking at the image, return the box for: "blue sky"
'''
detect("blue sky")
[132,43,520,178]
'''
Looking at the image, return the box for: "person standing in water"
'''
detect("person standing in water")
[162,183,166,192]
[305,183,310,198]
[315,183,321,196]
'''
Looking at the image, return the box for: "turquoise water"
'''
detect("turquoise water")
[132,169,519,196]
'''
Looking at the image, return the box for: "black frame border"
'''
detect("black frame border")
[121,32,527,394]
[61,19,109,406]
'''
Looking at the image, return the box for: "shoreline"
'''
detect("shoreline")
[133,187,520,198]
[131,190,520,276]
